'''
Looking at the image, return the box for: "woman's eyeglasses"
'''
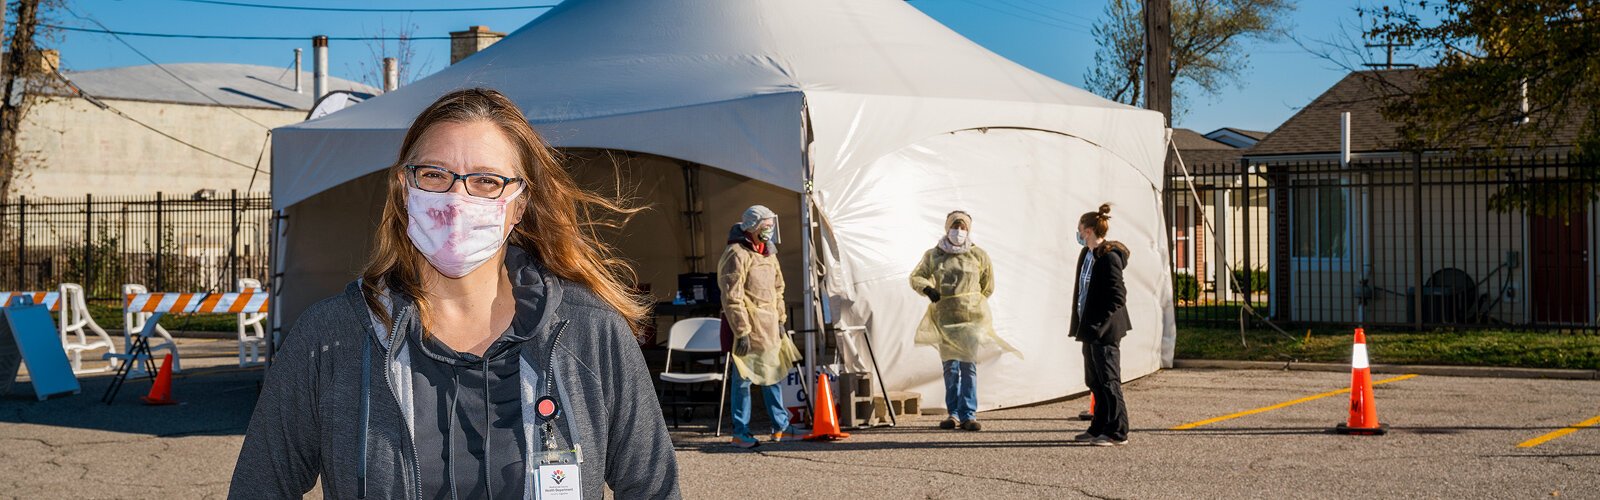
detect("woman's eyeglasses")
[405,165,524,199]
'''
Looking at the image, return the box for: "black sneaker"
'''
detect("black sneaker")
[1090,436,1128,446]
[939,417,958,430]
[1073,432,1096,442]
[960,420,983,431]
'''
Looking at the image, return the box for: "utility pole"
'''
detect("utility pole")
[1144,0,1172,126]
[1363,36,1417,70]
[1145,0,1174,255]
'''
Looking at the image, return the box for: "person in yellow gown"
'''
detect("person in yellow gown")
[718,205,801,447]
[910,211,1019,431]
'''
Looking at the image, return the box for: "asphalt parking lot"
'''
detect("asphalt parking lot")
[673,369,1599,499]
[2,342,1596,499]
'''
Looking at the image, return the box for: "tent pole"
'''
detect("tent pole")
[798,98,818,391]
[800,191,817,386]
[267,210,284,367]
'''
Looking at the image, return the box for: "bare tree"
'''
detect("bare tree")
[1,0,65,200]
[349,20,434,91]
[1084,0,1294,116]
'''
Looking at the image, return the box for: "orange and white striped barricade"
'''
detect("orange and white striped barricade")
[60,284,117,374]
[0,288,117,375]
[116,285,189,375]
[235,279,269,368]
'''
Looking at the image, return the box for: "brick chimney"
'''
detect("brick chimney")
[450,26,505,64]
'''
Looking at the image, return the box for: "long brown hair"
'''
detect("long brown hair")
[361,88,649,333]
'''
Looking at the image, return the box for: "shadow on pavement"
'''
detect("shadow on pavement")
[686,438,1094,453]
[1,365,263,437]
[1148,425,1577,436]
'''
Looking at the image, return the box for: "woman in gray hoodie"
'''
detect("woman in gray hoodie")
[229,88,680,499]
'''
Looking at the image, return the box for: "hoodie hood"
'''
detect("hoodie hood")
[369,244,562,351]
[1094,240,1131,262]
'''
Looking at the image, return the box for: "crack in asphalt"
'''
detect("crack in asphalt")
[750,448,1085,493]
[1550,457,1600,477]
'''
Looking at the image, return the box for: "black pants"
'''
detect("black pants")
[1082,341,1129,441]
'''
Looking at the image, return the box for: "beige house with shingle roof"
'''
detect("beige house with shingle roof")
[1169,128,1269,301]
[1243,69,1596,328]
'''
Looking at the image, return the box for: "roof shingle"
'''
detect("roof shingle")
[60,63,378,111]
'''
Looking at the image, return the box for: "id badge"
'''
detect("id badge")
[534,446,582,500]
[536,463,581,500]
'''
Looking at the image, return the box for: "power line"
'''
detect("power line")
[168,0,559,13]
[954,0,1087,33]
[48,24,452,41]
[62,7,275,129]
[1000,0,1095,31]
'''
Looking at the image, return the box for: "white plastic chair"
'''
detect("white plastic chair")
[57,283,118,374]
[122,283,181,374]
[658,317,730,436]
[236,278,269,367]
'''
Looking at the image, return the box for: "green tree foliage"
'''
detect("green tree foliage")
[1364,1,1598,217]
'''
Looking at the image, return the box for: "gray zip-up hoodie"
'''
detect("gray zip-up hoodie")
[229,247,680,499]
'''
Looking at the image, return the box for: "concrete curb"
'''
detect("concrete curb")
[1172,359,1600,380]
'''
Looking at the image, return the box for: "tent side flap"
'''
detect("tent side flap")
[273,92,807,210]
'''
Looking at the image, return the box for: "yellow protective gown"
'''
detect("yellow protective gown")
[909,246,1021,362]
[719,242,801,386]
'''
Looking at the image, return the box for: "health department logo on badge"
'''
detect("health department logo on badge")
[550,469,566,484]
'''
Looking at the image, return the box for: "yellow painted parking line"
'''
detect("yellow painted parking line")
[1171,374,1420,430]
[1518,414,1600,448]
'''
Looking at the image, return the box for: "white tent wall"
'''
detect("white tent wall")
[821,128,1174,412]
[279,170,387,329]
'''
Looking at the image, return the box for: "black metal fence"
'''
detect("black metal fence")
[0,191,273,309]
[1170,154,1598,333]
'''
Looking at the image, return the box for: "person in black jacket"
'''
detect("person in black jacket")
[1068,203,1132,446]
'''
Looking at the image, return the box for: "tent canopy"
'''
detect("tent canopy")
[272,0,1159,209]
[272,0,1173,411]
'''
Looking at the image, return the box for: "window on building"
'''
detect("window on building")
[1292,180,1347,259]
[1173,203,1193,271]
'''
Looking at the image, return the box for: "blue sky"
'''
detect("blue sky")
[33,0,1406,135]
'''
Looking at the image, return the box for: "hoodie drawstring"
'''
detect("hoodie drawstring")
[482,357,493,498]
[447,368,460,500]
[359,333,371,498]
[445,357,495,498]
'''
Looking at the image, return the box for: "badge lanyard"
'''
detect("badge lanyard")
[535,394,583,499]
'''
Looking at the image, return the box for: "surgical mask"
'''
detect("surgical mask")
[947,228,969,246]
[759,227,775,242]
[1076,231,1086,246]
[405,185,523,278]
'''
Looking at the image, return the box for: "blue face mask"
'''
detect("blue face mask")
[1076,231,1086,246]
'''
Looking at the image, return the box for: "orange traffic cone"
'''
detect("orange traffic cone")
[1334,328,1385,435]
[803,373,850,441]
[1077,394,1095,421]
[141,353,178,406]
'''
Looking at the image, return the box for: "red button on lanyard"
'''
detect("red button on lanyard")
[537,395,560,421]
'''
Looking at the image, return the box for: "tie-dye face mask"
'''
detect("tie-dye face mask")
[404,184,524,278]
